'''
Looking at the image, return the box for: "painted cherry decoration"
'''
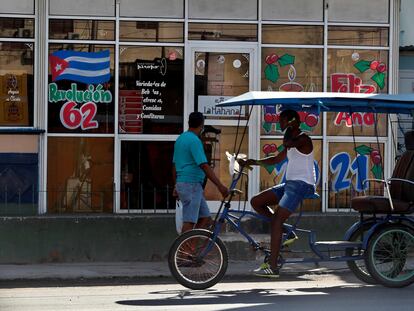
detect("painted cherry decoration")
[269,144,277,153]
[370,149,382,165]
[370,60,379,71]
[264,113,273,123]
[263,144,272,154]
[305,114,318,127]
[298,112,306,123]
[265,54,279,64]
[377,63,387,73]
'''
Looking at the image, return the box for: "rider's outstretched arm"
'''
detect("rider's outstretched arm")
[243,148,287,167]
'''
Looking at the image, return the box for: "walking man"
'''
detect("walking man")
[173,112,229,233]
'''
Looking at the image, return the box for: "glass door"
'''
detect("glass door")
[190,46,258,211]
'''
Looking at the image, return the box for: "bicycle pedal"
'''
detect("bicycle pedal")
[253,244,270,253]
[261,247,271,253]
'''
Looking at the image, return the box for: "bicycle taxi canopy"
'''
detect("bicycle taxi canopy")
[217,92,414,203]
[217,91,414,114]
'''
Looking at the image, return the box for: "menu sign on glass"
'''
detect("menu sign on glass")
[119,50,184,134]
[135,58,167,122]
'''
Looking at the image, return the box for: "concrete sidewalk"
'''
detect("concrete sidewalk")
[0,261,349,281]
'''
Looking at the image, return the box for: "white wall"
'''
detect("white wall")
[400,0,414,47]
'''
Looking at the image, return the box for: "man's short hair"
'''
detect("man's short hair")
[280,110,300,123]
[188,112,205,128]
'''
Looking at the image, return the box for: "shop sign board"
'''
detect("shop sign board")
[198,95,244,118]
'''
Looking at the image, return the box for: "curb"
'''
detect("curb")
[0,261,349,282]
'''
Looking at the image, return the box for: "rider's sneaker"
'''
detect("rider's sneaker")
[253,262,280,278]
[283,231,298,247]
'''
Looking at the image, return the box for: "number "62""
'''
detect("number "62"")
[59,101,98,130]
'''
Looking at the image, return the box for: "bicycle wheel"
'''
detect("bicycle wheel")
[346,224,376,284]
[366,225,414,288]
[168,229,228,290]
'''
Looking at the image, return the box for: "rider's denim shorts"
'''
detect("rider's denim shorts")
[176,182,211,223]
[271,180,316,213]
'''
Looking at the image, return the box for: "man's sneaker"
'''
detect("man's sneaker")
[283,231,298,247]
[253,262,280,278]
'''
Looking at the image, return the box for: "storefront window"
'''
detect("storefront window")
[119,46,184,134]
[47,137,114,213]
[260,139,322,212]
[328,49,388,93]
[327,112,387,136]
[328,0,389,23]
[119,0,184,18]
[120,21,184,43]
[262,25,323,45]
[327,49,388,136]
[49,19,115,41]
[194,52,249,120]
[261,48,323,136]
[0,42,34,126]
[0,135,38,216]
[328,26,388,47]
[189,0,257,20]
[0,18,34,38]
[120,141,175,211]
[262,0,324,22]
[188,23,257,41]
[49,0,115,17]
[328,142,385,210]
[261,48,323,93]
[48,44,115,134]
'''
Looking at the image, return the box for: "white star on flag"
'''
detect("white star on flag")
[55,63,62,72]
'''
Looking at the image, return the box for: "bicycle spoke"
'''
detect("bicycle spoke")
[371,228,414,283]
[174,234,223,284]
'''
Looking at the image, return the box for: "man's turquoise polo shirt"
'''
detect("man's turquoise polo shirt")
[173,131,207,183]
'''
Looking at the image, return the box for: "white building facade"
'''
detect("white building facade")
[0,0,400,215]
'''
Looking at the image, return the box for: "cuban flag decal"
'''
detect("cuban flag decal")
[49,50,110,84]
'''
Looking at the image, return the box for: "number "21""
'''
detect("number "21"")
[330,152,368,193]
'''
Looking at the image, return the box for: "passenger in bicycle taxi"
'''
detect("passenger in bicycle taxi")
[239,109,316,278]
[172,112,229,233]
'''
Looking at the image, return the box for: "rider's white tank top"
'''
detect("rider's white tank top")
[285,137,316,186]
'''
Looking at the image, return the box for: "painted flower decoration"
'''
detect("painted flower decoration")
[264,53,295,83]
[354,59,387,90]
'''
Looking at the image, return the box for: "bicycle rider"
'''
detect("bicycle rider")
[239,109,316,278]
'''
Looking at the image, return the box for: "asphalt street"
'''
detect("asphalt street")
[1,272,413,311]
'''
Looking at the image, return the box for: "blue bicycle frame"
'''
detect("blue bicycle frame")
[204,167,414,267]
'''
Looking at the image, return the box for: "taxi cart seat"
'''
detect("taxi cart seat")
[351,131,414,214]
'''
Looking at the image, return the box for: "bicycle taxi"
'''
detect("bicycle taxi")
[169,92,414,290]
